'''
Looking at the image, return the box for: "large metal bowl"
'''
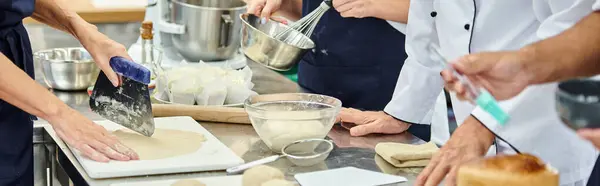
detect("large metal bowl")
[240,14,315,71]
[170,0,246,62]
[35,48,100,91]
[556,78,600,130]
[244,93,341,152]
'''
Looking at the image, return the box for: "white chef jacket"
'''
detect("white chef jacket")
[384,1,598,185]
[595,0,600,10]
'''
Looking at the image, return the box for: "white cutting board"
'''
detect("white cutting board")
[69,116,244,179]
[110,175,242,186]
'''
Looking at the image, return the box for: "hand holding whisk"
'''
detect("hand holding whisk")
[272,0,333,47]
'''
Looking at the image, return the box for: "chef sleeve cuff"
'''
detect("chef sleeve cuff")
[384,104,434,125]
[471,107,503,133]
[594,1,600,11]
[385,111,432,142]
[386,21,407,34]
[384,111,429,125]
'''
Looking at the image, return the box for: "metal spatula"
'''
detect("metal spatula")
[90,56,155,136]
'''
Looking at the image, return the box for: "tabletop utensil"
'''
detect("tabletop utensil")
[226,139,334,174]
[273,0,332,47]
[35,47,100,90]
[244,93,341,152]
[152,104,251,124]
[429,45,509,125]
[90,57,155,137]
[240,14,314,71]
[167,0,246,62]
[556,78,600,130]
[66,116,244,179]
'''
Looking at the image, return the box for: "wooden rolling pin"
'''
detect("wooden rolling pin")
[152,104,251,124]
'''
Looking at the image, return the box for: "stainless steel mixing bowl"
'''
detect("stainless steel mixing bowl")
[240,14,315,71]
[170,0,246,62]
[35,47,100,90]
[556,79,600,130]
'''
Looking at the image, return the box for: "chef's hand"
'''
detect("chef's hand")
[337,108,410,136]
[333,0,377,18]
[442,51,533,101]
[47,107,139,162]
[415,116,494,186]
[245,0,288,24]
[77,26,132,87]
[578,129,600,150]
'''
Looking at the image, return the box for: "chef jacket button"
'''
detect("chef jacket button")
[430,11,437,17]
[464,24,471,30]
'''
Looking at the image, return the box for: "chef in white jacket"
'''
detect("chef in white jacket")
[438,5,600,186]
[339,1,599,186]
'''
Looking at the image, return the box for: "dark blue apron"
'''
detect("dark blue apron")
[587,156,600,186]
[297,0,430,141]
[0,0,36,185]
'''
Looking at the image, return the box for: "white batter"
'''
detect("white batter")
[112,129,206,160]
[260,120,325,152]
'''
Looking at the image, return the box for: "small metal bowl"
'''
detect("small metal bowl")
[35,47,100,91]
[240,14,315,71]
[556,79,600,130]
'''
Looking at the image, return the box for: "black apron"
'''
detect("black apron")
[297,0,431,141]
[0,0,36,185]
[587,156,600,186]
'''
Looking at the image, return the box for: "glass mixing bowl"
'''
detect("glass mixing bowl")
[244,93,342,152]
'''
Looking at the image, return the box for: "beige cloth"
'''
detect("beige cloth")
[375,142,439,168]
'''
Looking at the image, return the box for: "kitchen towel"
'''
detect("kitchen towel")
[375,142,439,168]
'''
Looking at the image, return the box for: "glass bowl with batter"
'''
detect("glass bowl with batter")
[244,93,341,152]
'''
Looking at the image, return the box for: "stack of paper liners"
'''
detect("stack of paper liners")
[375,142,439,168]
[155,64,257,106]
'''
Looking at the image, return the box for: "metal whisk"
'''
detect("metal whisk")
[273,0,332,47]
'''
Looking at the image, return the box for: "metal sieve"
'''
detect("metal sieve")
[226,139,334,174]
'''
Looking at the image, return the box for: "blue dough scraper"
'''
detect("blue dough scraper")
[90,57,155,136]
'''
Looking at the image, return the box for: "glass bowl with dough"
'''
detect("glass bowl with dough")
[244,93,342,152]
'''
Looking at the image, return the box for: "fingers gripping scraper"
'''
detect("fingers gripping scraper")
[90,57,155,136]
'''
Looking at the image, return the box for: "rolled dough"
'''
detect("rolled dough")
[374,142,438,168]
[242,165,284,186]
[112,129,206,160]
[171,179,206,186]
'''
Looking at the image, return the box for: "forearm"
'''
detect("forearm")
[31,0,97,43]
[520,11,600,84]
[371,0,410,23]
[0,54,69,121]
